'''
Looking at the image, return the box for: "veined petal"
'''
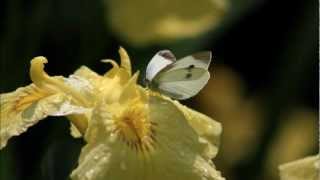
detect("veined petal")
[0,84,88,149]
[71,94,224,180]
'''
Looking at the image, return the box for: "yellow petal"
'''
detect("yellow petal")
[70,122,83,138]
[29,56,51,88]
[119,71,140,104]
[0,84,87,149]
[119,47,131,76]
[172,100,222,159]
[71,93,224,180]
[66,53,134,137]
[279,155,320,180]
[101,59,120,78]
[68,114,90,138]
[30,57,90,107]
[102,48,131,80]
[30,60,98,137]
[65,73,96,106]
[73,66,102,87]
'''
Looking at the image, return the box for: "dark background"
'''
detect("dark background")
[0,0,318,180]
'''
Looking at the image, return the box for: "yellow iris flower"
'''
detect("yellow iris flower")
[0,47,224,180]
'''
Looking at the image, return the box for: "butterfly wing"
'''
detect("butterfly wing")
[145,50,176,83]
[154,67,207,82]
[148,51,212,100]
[165,51,212,72]
[152,67,210,100]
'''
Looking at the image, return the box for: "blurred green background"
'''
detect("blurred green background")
[0,0,318,180]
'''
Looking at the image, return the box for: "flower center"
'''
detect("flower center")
[114,99,157,153]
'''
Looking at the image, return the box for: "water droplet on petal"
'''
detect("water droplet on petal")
[93,155,99,160]
[85,169,95,179]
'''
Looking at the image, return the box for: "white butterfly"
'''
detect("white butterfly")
[145,50,212,100]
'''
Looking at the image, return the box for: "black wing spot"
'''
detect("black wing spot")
[187,64,195,71]
[185,73,192,79]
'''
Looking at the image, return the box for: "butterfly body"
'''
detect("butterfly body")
[146,50,212,100]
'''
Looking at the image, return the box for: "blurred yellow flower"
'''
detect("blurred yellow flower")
[264,108,318,179]
[0,47,224,180]
[106,0,229,45]
[279,155,320,180]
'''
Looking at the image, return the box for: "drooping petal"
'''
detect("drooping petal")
[0,56,99,145]
[0,84,88,149]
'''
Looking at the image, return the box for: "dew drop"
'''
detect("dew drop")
[201,167,210,178]
[101,156,108,163]
[85,169,95,179]
[93,155,99,160]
